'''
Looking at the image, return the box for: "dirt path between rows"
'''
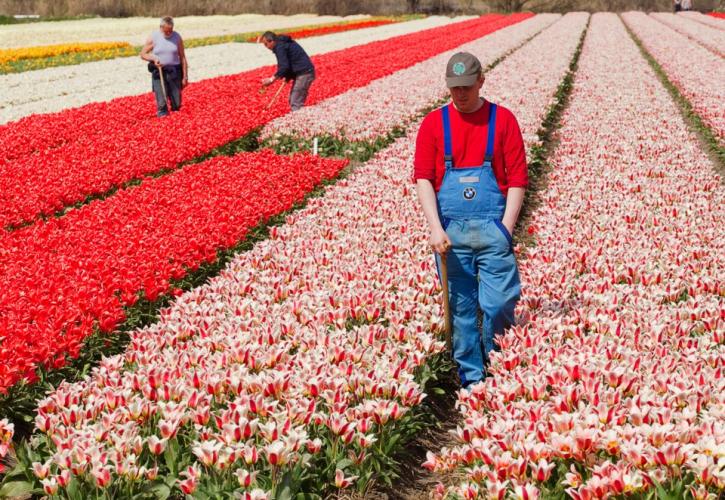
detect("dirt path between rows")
[359,368,464,500]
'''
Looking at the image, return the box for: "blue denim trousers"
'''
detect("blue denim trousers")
[152,66,182,117]
[436,218,520,387]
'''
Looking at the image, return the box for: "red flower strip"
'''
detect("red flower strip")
[0,150,347,393]
[242,19,397,42]
[0,14,532,229]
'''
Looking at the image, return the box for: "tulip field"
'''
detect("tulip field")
[0,10,723,500]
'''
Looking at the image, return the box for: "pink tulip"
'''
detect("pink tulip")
[32,461,50,479]
[530,459,555,482]
[147,435,166,455]
[41,477,59,495]
[334,468,358,488]
[235,468,258,488]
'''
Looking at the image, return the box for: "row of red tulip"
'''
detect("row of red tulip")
[426,14,724,499]
[19,129,445,499]
[0,150,347,394]
[0,14,530,229]
[240,18,397,42]
[680,11,725,28]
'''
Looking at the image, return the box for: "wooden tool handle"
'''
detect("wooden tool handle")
[440,252,452,353]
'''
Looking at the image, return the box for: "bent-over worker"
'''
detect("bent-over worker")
[260,31,315,111]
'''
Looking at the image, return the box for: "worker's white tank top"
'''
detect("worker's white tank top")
[151,31,181,66]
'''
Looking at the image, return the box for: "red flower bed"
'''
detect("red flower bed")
[242,19,397,42]
[282,19,396,38]
[0,150,347,393]
[708,11,725,18]
[0,13,532,229]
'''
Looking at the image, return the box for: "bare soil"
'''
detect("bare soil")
[360,368,465,500]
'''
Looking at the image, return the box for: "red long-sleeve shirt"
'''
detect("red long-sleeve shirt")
[413,100,528,196]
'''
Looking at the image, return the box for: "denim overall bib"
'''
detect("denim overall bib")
[436,102,521,387]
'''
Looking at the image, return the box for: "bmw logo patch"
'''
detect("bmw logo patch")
[463,187,476,200]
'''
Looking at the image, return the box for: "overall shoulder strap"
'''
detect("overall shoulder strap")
[441,105,453,169]
[484,103,497,166]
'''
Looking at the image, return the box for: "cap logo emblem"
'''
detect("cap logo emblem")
[452,62,466,76]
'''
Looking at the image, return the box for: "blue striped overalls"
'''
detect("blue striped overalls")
[436,102,521,387]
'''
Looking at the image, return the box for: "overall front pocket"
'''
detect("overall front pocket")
[492,219,513,246]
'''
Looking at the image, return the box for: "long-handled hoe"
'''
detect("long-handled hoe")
[264,79,287,111]
[440,252,453,353]
[158,65,171,112]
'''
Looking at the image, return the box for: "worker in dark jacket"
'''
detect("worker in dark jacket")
[261,31,315,111]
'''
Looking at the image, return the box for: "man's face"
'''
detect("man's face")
[160,24,173,36]
[449,75,485,113]
[262,38,276,50]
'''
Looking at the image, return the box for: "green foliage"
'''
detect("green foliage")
[263,130,405,164]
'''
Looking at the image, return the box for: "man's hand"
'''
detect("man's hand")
[182,77,188,88]
[430,227,452,255]
[154,58,162,67]
[501,187,525,239]
[261,76,275,86]
[501,220,514,237]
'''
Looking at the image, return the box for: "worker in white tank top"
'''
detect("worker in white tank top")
[140,16,188,117]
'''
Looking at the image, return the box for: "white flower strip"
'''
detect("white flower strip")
[0,13,369,48]
[484,12,588,149]
[650,12,725,56]
[261,13,563,142]
[0,16,472,124]
[428,13,724,500]
[260,14,562,143]
[680,11,725,30]
[622,11,725,143]
[31,126,446,494]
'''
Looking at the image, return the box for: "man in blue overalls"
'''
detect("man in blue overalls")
[414,52,528,389]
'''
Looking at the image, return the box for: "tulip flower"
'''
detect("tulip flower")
[334,468,358,488]
[32,461,51,480]
[41,477,59,495]
[192,440,223,467]
[92,466,112,488]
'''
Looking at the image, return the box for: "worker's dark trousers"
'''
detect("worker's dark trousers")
[289,70,315,111]
[152,70,182,117]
